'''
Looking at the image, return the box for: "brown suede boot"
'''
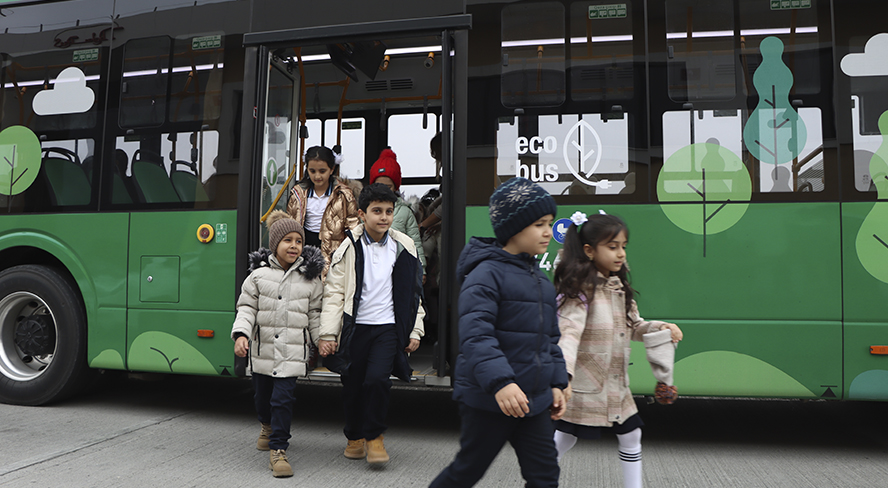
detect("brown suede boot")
[366,435,389,465]
[269,449,293,478]
[256,423,272,451]
[344,438,366,459]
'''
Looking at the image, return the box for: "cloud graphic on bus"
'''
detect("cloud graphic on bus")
[32,67,95,116]
[841,33,888,77]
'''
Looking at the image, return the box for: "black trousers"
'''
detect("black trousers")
[430,403,560,488]
[252,373,298,451]
[340,322,398,441]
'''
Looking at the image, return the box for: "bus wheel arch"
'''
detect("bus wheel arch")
[0,264,90,405]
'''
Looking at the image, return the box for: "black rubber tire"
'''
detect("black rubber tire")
[0,265,89,405]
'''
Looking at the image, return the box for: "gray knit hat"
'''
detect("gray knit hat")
[266,210,304,251]
[489,177,557,245]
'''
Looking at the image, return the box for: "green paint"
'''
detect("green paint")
[129,331,218,375]
[743,37,807,167]
[673,351,815,397]
[0,126,42,196]
[90,349,124,370]
[0,214,129,368]
[127,211,236,311]
[855,111,888,284]
[657,143,751,244]
[849,370,888,400]
[140,256,180,303]
[466,202,845,398]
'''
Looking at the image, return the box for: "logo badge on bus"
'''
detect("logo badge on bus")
[552,218,573,244]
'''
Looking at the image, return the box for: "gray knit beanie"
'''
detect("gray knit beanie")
[267,210,304,251]
[489,177,557,245]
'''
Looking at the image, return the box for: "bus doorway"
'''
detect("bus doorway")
[238,16,470,386]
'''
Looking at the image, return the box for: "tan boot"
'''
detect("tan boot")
[366,435,389,465]
[344,438,366,459]
[269,449,293,478]
[256,423,272,451]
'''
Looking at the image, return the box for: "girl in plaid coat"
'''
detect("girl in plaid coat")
[553,212,682,488]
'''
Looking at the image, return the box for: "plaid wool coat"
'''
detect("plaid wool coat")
[557,273,667,427]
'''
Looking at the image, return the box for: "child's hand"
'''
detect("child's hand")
[318,340,338,357]
[664,323,683,342]
[563,383,573,403]
[550,388,566,420]
[405,338,420,353]
[234,336,249,357]
[495,383,529,418]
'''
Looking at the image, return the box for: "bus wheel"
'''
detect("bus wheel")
[0,265,89,405]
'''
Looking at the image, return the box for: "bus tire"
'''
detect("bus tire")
[0,265,89,405]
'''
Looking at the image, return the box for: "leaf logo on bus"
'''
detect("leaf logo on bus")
[0,126,42,196]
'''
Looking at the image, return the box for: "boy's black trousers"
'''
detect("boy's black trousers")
[341,322,398,441]
[430,402,560,488]
[252,373,298,451]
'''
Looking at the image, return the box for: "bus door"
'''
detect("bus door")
[239,16,471,385]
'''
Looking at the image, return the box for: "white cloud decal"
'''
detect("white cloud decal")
[32,67,95,116]
[842,33,888,77]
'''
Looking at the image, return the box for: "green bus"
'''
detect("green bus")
[1,0,886,405]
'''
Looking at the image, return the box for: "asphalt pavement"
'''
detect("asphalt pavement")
[1,374,887,487]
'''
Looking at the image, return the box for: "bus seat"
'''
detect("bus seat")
[132,160,181,203]
[111,149,138,204]
[41,153,91,206]
[171,169,210,202]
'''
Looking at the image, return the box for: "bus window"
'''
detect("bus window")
[666,0,736,102]
[168,37,224,123]
[323,118,365,179]
[387,113,441,200]
[115,130,220,204]
[661,108,825,194]
[569,1,634,103]
[501,2,566,108]
[119,37,171,129]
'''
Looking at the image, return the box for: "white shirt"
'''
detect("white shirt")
[304,185,332,233]
[354,230,397,325]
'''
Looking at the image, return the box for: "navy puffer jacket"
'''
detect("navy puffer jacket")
[452,237,569,416]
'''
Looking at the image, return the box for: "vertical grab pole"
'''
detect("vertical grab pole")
[436,30,453,379]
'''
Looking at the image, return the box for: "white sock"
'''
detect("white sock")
[553,430,577,463]
[617,428,642,488]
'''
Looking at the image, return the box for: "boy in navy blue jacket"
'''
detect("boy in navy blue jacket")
[430,177,569,488]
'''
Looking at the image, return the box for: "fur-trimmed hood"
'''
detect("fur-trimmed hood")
[247,244,325,280]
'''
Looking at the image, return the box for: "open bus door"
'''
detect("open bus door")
[237,16,470,385]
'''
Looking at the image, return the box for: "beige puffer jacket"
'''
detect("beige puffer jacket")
[231,246,325,378]
[287,177,361,269]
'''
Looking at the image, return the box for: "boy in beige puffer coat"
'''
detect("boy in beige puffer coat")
[232,210,325,478]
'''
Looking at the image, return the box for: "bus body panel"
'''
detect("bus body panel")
[841,202,888,400]
[0,214,130,370]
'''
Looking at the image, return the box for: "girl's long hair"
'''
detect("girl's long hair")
[553,214,634,314]
[298,146,339,188]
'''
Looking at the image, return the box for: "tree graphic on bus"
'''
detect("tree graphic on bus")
[856,110,888,284]
[0,126,42,198]
[743,36,807,171]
